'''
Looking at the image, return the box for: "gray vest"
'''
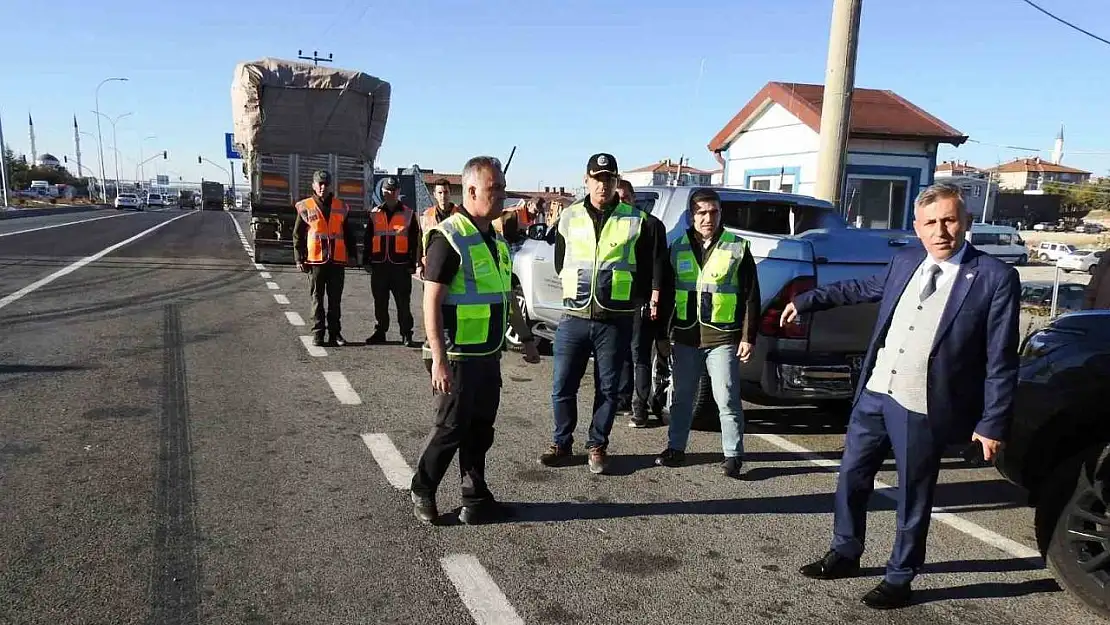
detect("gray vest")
[865,269,956,414]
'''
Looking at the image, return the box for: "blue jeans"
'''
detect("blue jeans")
[667,343,745,457]
[551,315,633,449]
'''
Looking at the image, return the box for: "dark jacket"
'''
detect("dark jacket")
[292,193,358,266]
[794,245,1020,443]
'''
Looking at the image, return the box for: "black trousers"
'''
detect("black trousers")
[411,357,501,507]
[308,263,345,335]
[370,264,414,336]
[619,307,656,410]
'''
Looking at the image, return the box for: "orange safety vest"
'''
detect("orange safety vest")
[516,206,535,229]
[419,204,458,234]
[369,204,415,264]
[296,196,349,265]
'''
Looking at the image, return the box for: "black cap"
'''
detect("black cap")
[586,153,618,177]
[312,170,331,185]
[381,176,398,191]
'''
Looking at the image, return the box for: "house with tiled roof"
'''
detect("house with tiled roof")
[708,81,968,230]
[623,159,716,187]
[987,157,1091,192]
[934,160,985,178]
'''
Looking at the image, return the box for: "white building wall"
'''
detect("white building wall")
[622,171,654,187]
[722,102,820,194]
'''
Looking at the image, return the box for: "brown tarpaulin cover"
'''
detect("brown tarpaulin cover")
[230,57,390,161]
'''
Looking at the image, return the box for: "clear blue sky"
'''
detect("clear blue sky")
[3,0,1108,191]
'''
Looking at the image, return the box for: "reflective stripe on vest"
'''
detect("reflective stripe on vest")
[369,205,414,263]
[671,230,749,332]
[296,196,350,265]
[435,212,512,358]
[557,201,643,312]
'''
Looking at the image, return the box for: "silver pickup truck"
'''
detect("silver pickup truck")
[509,185,922,421]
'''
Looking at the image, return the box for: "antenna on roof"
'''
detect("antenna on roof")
[297,50,334,66]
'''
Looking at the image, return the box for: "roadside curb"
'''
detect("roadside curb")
[0,205,109,220]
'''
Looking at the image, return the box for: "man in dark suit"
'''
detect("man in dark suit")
[780,182,1021,609]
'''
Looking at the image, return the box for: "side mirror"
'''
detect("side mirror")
[527,223,548,240]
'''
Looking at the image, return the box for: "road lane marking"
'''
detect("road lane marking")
[299,336,327,357]
[0,212,195,312]
[273,294,290,305]
[266,282,280,290]
[0,211,131,238]
[440,554,525,625]
[227,212,254,254]
[259,271,272,279]
[254,263,266,270]
[323,371,361,405]
[284,311,305,326]
[360,433,415,489]
[751,432,1042,561]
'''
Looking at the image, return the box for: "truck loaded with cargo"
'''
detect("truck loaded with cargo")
[229,58,393,265]
[201,181,225,210]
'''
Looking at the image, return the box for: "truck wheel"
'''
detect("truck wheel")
[1041,443,1110,620]
[690,375,720,432]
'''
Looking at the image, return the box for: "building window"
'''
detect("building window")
[780,183,794,193]
[973,185,982,197]
[750,179,772,191]
[844,176,909,229]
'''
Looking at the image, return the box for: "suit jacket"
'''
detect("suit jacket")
[793,245,1021,443]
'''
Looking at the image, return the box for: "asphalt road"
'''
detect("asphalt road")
[0,209,1102,625]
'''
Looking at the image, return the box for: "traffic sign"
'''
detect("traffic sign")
[225,133,242,160]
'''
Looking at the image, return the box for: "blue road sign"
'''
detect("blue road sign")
[225,133,242,160]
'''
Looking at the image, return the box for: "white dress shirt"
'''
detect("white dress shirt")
[917,243,967,299]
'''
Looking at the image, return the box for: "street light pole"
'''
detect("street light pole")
[92,111,133,190]
[140,135,156,182]
[94,77,128,202]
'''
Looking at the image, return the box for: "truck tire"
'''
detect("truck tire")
[1040,443,1110,620]
[691,375,720,432]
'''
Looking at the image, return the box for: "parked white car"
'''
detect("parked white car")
[146,193,165,208]
[1036,241,1077,262]
[1058,249,1103,275]
[968,224,1028,265]
[114,193,143,211]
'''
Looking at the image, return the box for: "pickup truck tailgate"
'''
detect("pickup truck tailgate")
[799,228,921,353]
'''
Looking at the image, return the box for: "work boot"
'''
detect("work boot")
[587,446,609,475]
[330,333,348,347]
[655,448,686,467]
[365,331,387,345]
[721,456,744,479]
[615,399,633,417]
[312,332,326,347]
[628,404,649,428]
[411,492,439,524]
[538,444,574,467]
[401,334,418,348]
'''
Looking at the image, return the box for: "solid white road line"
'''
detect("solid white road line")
[359,433,415,490]
[266,281,280,290]
[440,554,525,625]
[284,311,305,326]
[259,271,272,279]
[299,335,327,357]
[0,212,195,312]
[323,371,361,405]
[273,294,290,305]
[751,432,1042,561]
[0,211,133,238]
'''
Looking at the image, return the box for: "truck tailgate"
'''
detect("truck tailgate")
[799,228,921,353]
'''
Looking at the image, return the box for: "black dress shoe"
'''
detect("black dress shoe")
[459,501,505,525]
[411,492,438,524]
[861,580,912,609]
[311,333,326,347]
[365,331,387,345]
[330,334,348,347]
[798,549,861,580]
[401,335,418,348]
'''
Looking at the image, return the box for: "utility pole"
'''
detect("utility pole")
[297,49,333,66]
[814,0,862,210]
[0,111,9,208]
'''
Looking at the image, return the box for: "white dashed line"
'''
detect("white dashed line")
[259,271,272,279]
[323,371,361,405]
[273,294,290,305]
[266,281,280,290]
[440,554,525,625]
[254,263,266,270]
[751,432,1042,561]
[0,212,195,311]
[0,212,132,238]
[299,335,328,357]
[284,311,305,326]
[359,433,415,489]
[227,212,254,254]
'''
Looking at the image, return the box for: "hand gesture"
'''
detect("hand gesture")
[737,341,752,363]
[431,359,453,394]
[523,340,541,364]
[971,432,1004,462]
[780,302,799,326]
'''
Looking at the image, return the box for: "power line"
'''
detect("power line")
[1019,0,1110,47]
[967,138,1110,156]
